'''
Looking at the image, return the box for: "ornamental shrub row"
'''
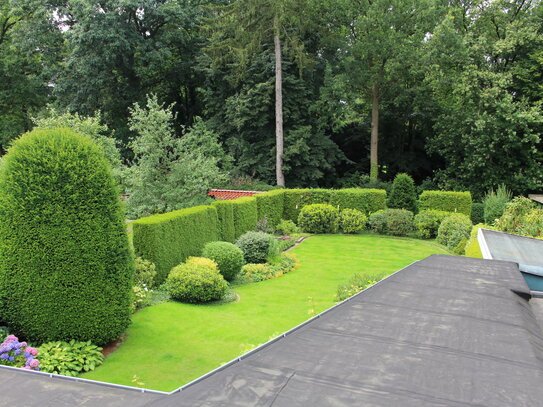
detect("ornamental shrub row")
[418,191,472,217]
[132,205,219,284]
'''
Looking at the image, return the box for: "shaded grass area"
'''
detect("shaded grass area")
[83,234,449,391]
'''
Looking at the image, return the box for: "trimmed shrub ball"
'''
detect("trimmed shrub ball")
[338,208,367,234]
[201,242,245,281]
[166,262,227,303]
[437,213,472,251]
[235,231,275,263]
[0,128,134,344]
[369,209,414,236]
[297,204,339,233]
[413,210,451,239]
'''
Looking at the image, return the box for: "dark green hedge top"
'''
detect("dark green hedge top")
[0,128,134,344]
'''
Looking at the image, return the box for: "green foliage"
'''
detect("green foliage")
[483,185,512,224]
[202,242,245,281]
[38,340,105,377]
[516,209,543,237]
[235,231,275,263]
[471,203,484,224]
[0,128,133,344]
[132,205,219,285]
[387,173,418,213]
[335,272,387,302]
[413,210,451,239]
[166,262,227,304]
[298,204,339,233]
[32,107,124,186]
[436,214,472,253]
[338,208,367,234]
[131,285,151,312]
[276,219,299,236]
[495,196,536,234]
[211,200,236,243]
[255,190,285,229]
[125,95,226,218]
[369,209,414,236]
[238,253,298,283]
[276,236,297,251]
[283,188,386,222]
[134,257,157,289]
[418,191,472,216]
[232,197,258,239]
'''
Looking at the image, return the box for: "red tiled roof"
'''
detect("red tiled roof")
[208,189,264,200]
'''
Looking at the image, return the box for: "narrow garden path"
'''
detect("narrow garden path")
[82,234,449,391]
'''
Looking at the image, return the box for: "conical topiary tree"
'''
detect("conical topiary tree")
[0,128,134,344]
[387,173,418,213]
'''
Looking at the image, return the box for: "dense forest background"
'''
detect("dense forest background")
[1,0,542,200]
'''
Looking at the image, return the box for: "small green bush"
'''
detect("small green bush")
[413,210,451,239]
[437,213,472,252]
[369,209,414,236]
[335,272,387,302]
[298,204,339,233]
[238,253,298,283]
[483,184,512,224]
[471,202,484,224]
[495,196,537,234]
[134,257,157,288]
[38,340,104,377]
[235,231,275,263]
[338,208,367,234]
[418,190,472,216]
[387,173,418,213]
[518,209,543,237]
[166,262,227,303]
[130,285,151,312]
[202,242,245,281]
[276,219,299,236]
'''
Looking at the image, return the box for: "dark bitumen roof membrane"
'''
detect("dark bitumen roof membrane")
[2,254,543,406]
[145,255,543,407]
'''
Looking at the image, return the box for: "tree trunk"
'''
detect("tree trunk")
[370,83,380,181]
[274,17,285,186]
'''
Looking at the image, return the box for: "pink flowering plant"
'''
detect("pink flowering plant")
[0,334,40,370]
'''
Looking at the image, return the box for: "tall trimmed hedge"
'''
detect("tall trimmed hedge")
[255,190,285,228]
[329,188,387,214]
[0,128,133,345]
[133,205,219,284]
[231,197,258,239]
[212,200,235,242]
[418,191,472,217]
[284,188,387,221]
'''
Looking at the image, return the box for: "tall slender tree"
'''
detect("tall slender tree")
[205,0,312,186]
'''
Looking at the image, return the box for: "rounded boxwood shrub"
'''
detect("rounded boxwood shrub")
[201,242,245,281]
[297,204,339,233]
[338,208,367,234]
[235,231,275,263]
[413,210,451,239]
[275,219,299,236]
[0,128,134,344]
[387,173,418,213]
[437,213,472,251]
[370,209,414,236]
[166,262,227,303]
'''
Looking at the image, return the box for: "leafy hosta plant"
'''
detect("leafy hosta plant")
[38,340,104,377]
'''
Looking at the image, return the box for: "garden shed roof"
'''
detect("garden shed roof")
[3,254,543,406]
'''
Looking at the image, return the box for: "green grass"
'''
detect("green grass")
[82,234,449,391]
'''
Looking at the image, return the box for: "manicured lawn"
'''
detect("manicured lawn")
[83,234,449,391]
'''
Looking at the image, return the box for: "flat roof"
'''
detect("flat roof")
[3,255,543,406]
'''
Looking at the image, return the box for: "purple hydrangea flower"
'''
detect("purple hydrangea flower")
[8,356,14,362]
[0,353,8,360]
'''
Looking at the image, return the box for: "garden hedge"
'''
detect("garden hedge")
[418,190,472,216]
[231,197,258,239]
[0,128,133,345]
[255,190,285,228]
[212,200,236,242]
[133,205,219,284]
[283,188,386,221]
